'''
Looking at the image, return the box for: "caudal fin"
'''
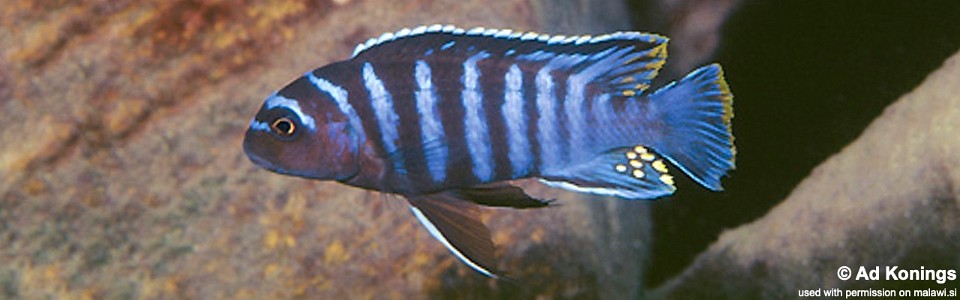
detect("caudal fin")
[647,64,735,191]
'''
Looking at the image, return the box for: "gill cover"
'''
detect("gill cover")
[243,77,361,180]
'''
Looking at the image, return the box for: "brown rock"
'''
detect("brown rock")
[4,0,737,299]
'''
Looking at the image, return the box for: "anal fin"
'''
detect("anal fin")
[407,192,499,278]
[541,146,677,200]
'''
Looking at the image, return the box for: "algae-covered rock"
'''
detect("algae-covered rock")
[2,0,709,298]
[654,50,960,298]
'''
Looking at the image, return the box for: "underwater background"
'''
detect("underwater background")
[2,0,959,299]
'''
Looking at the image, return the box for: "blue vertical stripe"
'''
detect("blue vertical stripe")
[414,60,448,182]
[564,61,607,160]
[592,93,614,124]
[361,63,404,172]
[305,73,364,141]
[564,75,587,160]
[591,93,617,151]
[502,64,531,177]
[462,52,494,182]
[535,67,559,172]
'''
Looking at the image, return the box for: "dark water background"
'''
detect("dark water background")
[640,0,960,287]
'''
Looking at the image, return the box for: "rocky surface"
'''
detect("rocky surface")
[654,50,960,298]
[2,0,728,299]
[12,1,959,299]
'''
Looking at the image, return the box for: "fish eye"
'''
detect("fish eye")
[271,117,296,136]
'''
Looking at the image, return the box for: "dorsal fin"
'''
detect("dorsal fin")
[352,24,667,58]
[350,25,669,95]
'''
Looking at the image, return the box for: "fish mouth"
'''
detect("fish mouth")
[244,150,275,170]
[242,140,326,179]
[243,149,301,177]
[242,135,280,171]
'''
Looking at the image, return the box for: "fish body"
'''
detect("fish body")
[243,25,734,278]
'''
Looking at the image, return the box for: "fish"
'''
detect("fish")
[243,24,735,278]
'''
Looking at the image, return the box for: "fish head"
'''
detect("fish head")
[243,78,360,181]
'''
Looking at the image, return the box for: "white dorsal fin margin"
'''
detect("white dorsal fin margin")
[351,24,667,58]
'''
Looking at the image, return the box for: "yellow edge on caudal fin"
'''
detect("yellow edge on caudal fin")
[714,65,736,167]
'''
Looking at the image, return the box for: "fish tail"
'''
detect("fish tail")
[645,64,735,191]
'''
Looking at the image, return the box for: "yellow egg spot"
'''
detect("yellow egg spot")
[629,160,642,168]
[622,90,636,97]
[659,174,675,185]
[621,76,635,83]
[634,83,649,90]
[640,153,656,162]
[615,164,627,172]
[652,160,668,173]
[632,169,645,178]
[634,146,648,154]
[626,152,637,160]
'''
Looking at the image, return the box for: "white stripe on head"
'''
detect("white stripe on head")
[265,94,317,131]
[249,118,271,132]
[502,64,531,178]
[461,52,494,182]
[414,60,448,182]
[306,73,365,136]
[409,206,497,278]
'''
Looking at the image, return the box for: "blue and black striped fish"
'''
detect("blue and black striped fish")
[243,25,734,278]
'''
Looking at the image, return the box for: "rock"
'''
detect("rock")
[2,0,740,298]
[633,0,739,78]
[653,50,960,298]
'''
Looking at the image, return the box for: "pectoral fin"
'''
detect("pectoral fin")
[407,192,499,278]
[459,183,554,209]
